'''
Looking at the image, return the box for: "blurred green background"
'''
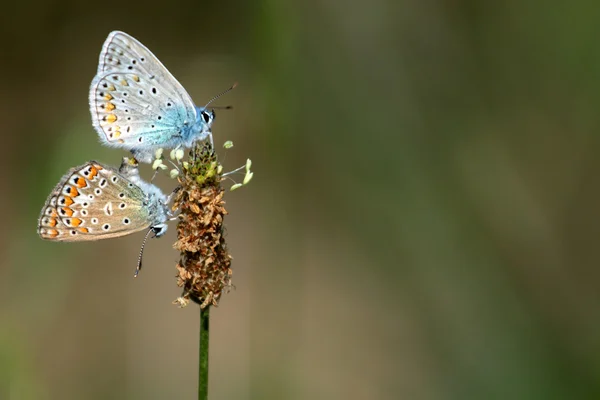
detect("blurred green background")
[1,0,600,399]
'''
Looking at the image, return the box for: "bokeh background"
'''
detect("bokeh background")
[1,1,600,399]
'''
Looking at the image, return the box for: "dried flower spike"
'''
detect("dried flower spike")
[172,142,233,308]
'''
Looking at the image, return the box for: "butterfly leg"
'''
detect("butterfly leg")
[164,186,181,207]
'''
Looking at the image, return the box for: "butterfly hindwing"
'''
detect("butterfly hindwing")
[89,31,197,149]
[38,162,156,241]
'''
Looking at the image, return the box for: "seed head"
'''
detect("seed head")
[172,142,233,308]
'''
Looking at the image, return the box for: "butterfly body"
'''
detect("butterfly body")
[89,31,215,163]
[38,159,169,241]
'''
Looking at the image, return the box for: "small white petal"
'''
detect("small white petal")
[169,149,177,160]
[152,159,163,170]
[243,171,254,185]
[175,149,185,161]
[154,148,163,159]
[159,163,168,170]
[223,140,234,149]
[169,169,179,179]
[217,165,223,174]
[230,183,243,191]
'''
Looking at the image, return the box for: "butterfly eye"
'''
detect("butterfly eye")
[201,111,212,124]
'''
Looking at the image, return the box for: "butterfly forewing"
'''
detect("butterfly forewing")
[89,31,197,148]
[38,162,155,242]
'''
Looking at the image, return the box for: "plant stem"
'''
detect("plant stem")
[198,306,210,400]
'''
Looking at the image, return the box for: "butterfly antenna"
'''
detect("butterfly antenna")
[134,228,154,278]
[204,82,238,108]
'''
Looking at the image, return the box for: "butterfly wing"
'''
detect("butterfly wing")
[38,162,159,242]
[89,31,198,149]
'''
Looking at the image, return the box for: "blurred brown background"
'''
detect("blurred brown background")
[1,0,600,399]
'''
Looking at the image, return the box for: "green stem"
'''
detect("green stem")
[198,306,210,400]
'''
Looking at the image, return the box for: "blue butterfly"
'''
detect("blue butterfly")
[89,31,229,163]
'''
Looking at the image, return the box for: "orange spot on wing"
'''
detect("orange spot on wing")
[114,130,121,138]
[48,229,59,238]
[50,209,58,217]
[132,75,140,82]
[106,114,117,123]
[121,79,128,86]
[63,196,74,206]
[108,84,116,91]
[48,218,57,227]
[61,207,74,217]
[104,93,113,101]
[69,186,79,197]
[71,218,82,227]
[106,102,116,111]
[76,177,87,188]
[88,166,99,179]
[78,227,89,233]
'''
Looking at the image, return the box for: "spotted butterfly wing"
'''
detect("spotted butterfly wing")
[38,161,163,241]
[89,31,198,153]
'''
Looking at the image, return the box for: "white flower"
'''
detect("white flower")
[152,159,163,170]
[243,171,253,185]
